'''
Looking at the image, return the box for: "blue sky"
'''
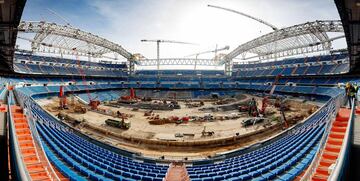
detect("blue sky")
[19,0,345,61]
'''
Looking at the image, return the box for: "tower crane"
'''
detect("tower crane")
[185,45,230,70]
[140,39,197,71]
[207,5,278,31]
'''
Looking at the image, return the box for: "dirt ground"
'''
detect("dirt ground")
[38,94,319,159]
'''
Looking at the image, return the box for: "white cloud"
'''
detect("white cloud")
[89,0,345,60]
[18,0,346,63]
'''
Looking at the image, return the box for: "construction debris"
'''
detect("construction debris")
[74,105,87,114]
[241,117,266,127]
[184,101,204,108]
[212,98,237,105]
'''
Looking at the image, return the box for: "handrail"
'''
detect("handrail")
[329,97,355,180]
[301,93,344,180]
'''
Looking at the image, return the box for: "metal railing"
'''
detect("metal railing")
[7,97,30,181]
[11,90,60,181]
[301,94,346,180]
[329,97,355,180]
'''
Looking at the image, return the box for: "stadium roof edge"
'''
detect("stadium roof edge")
[0,0,26,72]
[335,0,360,73]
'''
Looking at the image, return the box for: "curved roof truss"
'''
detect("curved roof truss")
[225,20,344,62]
[17,21,133,60]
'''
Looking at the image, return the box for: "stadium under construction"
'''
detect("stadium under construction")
[1,0,360,180]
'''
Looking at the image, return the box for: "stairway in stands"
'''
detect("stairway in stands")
[164,162,190,181]
[311,108,351,181]
[10,100,67,180]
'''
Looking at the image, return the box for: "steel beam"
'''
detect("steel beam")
[17,21,133,60]
[225,20,344,62]
[137,58,220,66]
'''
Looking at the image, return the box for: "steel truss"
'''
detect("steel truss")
[17,21,133,60]
[224,20,344,62]
[136,58,221,66]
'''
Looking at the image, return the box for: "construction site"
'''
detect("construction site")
[38,87,318,159]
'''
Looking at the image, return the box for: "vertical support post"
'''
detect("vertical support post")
[224,59,232,76]
[128,59,135,75]
[157,40,160,72]
[194,54,198,70]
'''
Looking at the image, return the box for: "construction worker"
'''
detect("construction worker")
[345,82,355,108]
[248,98,258,117]
[354,82,359,105]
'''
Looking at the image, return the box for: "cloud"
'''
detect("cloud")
[19,0,346,62]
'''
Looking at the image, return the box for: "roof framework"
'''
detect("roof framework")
[17,21,133,60]
[136,58,220,66]
[225,20,345,62]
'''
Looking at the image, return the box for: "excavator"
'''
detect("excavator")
[59,85,68,109]
[119,88,138,104]
[74,48,101,110]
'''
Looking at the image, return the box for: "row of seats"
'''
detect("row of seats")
[15,53,127,68]
[187,100,336,181]
[12,66,343,180]
[18,82,343,101]
[29,100,168,181]
[232,53,347,69]
[14,63,127,77]
[0,76,126,85]
[14,53,127,77]
[135,70,225,76]
[15,83,339,181]
[232,63,349,77]
[77,90,127,103]
[233,77,357,85]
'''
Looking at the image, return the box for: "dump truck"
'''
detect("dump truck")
[105,118,131,129]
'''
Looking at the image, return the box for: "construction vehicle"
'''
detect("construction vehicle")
[279,103,289,128]
[241,117,266,127]
[184,101,205,108]
[169,101,181,109]
[238,105,249,112]
[59,85,68,109]
[201,126,215,137]
[273,97,289,128]
[74,105,87,114]
[213,98,236,105]
[119,88,138,104]
[175,133,195,138]
[269,74,282,95]
[74,48,101,110]
[144,110,153,117]
[259,96,269,115]
[105,118,131,129]
[88,99,100,110]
